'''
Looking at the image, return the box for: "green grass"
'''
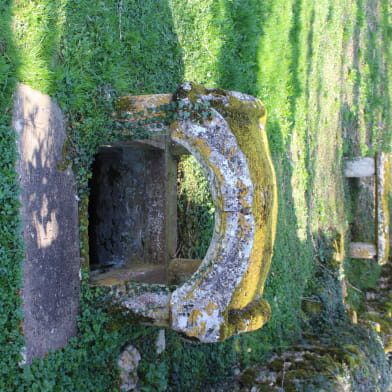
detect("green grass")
[1,0,391,390]
[177,155,214,259]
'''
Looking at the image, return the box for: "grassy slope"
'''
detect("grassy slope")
[0,0,391,390]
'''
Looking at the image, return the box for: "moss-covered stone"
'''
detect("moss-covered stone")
[170,82,277,342]
[238,324,390,391]
[93,83,278,342]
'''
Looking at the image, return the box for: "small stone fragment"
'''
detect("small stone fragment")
[118,344,141,391]
[156,329,166,354]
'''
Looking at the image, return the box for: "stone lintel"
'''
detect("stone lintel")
[344,157,375,177]
[114,94,173,136]
[113,135,167,150]
[349,242,377,259]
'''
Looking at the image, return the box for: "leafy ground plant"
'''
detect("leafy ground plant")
[0,0,391,390]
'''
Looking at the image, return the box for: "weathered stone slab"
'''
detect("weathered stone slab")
[349,242,377,259]
[344,157,375,177]
[13,84,80,363]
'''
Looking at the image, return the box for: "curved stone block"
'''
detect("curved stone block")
[168,83,277,341]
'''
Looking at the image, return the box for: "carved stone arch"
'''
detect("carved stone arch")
[92,83,278,342]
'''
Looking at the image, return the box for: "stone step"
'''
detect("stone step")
[90,264,167,286]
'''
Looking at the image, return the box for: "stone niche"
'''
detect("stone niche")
[88,137,177,284]
[91,83,278,343]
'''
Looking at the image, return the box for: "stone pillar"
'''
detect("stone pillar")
[375,152,390,265]
[13,84,80,363]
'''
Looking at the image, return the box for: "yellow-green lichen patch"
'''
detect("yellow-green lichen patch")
[187,309,208,337]
[188,322,207,338]
[220,299,272,341]
[235,178,252,210]
[114,94,173,136]
[206,302,219,316]
[115,94,172,117]
[188,309,203,324]
[225,96,277,303]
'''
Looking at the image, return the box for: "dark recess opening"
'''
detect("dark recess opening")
[88,143,168,276]
[88,140,214,286]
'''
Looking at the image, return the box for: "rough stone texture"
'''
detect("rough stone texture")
[118,284,172,327]
[361,256,392,353]
[118,344,141,391]
[168,258,202,284]
[344,156,375,177]
[88,143,170,273]
[13,84,80,362]
[169,83,277,342]
[234,327,391,392]
[97,83,278,343]
[349,242,377,259]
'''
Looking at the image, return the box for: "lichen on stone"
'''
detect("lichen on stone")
[92,82,278,343]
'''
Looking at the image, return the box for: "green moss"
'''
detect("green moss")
[219,299,272,341]
[105,306,152,333]
[79,193,90,269]
[268,358,285,372]
[302,299,323,315]
[57,138,73,172]
[239,368,257,387]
